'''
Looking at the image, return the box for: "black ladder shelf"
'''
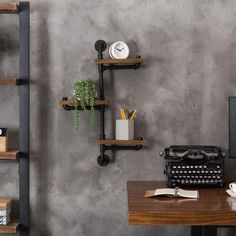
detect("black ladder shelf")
[59,39,147,166]
[0,2,30,235]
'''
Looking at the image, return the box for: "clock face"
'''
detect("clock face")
[110,41,129,59]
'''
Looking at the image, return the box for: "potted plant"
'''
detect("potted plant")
[73,79,98,130]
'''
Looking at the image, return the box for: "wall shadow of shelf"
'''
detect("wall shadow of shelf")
[0,2,30,236]
[0,220,19,233]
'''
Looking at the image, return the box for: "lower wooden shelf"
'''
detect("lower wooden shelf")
[96,139,148,146]
[0,151,20,160]
[0,220,19,234]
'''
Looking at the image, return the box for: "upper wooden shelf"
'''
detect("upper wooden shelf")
[59,99,109,106]
[0,150,19,160]
[0,220,19,233]
[0,78,19,85]
[0,3,19,13]
[96,139,148,146]
[95,57,144,65]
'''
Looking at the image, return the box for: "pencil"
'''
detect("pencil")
[120,108,123,120]
[122,108,127,120]
[130,109,137,120]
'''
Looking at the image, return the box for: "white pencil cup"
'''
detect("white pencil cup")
[116,120,134,140]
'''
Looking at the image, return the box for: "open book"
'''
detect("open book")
[145,187,199,199]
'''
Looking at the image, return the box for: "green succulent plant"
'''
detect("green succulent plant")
[73,79,98,130]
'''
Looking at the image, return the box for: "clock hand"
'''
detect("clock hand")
[116,48,121,52]
[120,47,124,51]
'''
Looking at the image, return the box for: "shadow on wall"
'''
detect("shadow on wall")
[0,30,18,54]
[0,27,18,77]
[32,4,51,235]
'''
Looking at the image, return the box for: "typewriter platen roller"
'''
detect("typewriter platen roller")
[161,145,225,188]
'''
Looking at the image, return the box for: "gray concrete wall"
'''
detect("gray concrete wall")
[0,0,236,235]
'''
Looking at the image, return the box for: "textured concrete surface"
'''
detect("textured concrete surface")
[0,0,236,235]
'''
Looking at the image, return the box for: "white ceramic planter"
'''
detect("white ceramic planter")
[116,120,134,140]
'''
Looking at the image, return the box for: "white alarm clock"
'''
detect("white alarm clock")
[109,41,129,59]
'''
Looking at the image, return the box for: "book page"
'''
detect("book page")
[154,188,175,196]
[178,188,199,198]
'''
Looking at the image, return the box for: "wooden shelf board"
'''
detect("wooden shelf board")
[59,99,109,106]
[0,78,18,85]
[0,150,19,160]
[95,57,144,65]
[96,139,148,146]
[0,3,19,13]
[0,220,19,233]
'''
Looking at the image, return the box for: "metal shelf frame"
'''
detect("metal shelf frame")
[19,2,30,235]
[0,2,30,235]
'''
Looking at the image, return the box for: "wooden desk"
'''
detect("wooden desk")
[127,181,236,236]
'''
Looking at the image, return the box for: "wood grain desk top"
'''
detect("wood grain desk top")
[127,181,236,226]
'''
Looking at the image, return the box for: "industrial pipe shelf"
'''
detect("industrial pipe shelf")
[60,40,147,166]
[94,39,147,166]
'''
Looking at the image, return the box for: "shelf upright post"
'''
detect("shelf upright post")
[19,2,30,236]
[97,42,105,140]
[95,40,110,166]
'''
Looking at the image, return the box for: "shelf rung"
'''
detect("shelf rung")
[0,3,19,13]
[0,220,19,233]
[95,57,144,65]
[0,78,19,85]
[0,151,19,160]
[59,99,109,106]
[96,139,148,146]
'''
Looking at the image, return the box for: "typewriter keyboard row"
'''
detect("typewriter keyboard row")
[169,164,224,187]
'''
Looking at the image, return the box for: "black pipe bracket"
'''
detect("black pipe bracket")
[104,144,143,151]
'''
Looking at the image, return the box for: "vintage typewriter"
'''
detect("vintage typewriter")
[160,145,225,187]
